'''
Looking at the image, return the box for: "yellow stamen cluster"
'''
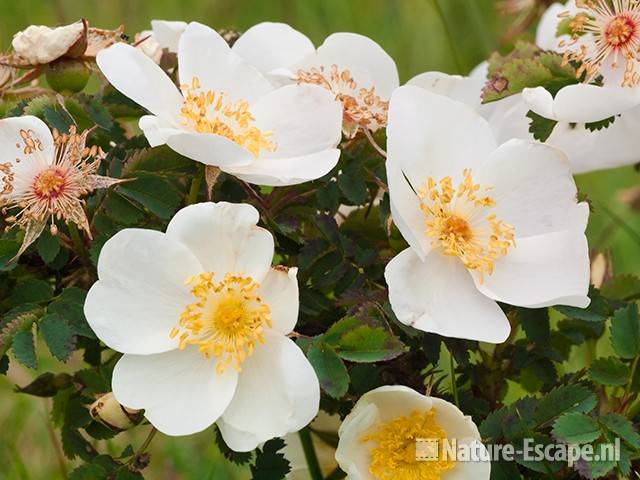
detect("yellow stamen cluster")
[171,272,272,374]
[361,410,455,480]
[418,169,515,281]
[295,64,389,138]
[180,77,276,157]
[559,0,640,86]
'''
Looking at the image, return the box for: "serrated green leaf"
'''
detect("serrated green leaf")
[11,278,53,304]
[250,438,290,480]
[15,372,73,397]
[36,229,61,264]
[553,412,601,444]
[610,303,640,359]
[117,174,183,219]
[39,313,76,361]
[534,384,597,427]
[214,426,253,465]
[12,329,37,369]
[600,413,640,448]
[0,238,19,271]
[42,105,74,133]
[307,341,349,399]
[102,191,144,225]
[589,357,630,386]
[585,116,616,132]
[526,110,558,142]
[338,161,368,205]
[68,455,119,480]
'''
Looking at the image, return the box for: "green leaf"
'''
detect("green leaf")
[601,274,640,300]
[11,278,53,304]
[585,116,616,132]
[600,413,640,449]
[122,146,196,176]
[68,455,119,480]
[307,341,349,399]
[337,161,368,205]
[36,229,61,264]
[520,308,550,344]
[610,303,640,359]
[39,313,76,361]
[589,357,630,386]
[534,384,597,427]
[552,412,601,444]
[323,316,406,362]
[0,238,19,271]
[483,41,577,103]
[12,329,37,369]
[250,438,290,480]
[102,191,144,225]
[214,427,253,465]
[42,105,74,133]
[117,174,183,219]
[48,288,94,338]
[526,110,558,142]
[15,372,73,397]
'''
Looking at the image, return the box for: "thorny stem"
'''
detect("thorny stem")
[363,128,387,159]
[431,0,464,74]
[298,427,323,480]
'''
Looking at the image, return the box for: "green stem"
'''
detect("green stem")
[625,355,640,398]
[187,164,204,205]
[431,0,463,73]
[449,351,460,407]
[298,427,323,480]
[68,222,89,264]
[595,201,640,247]
[585,339,597,368]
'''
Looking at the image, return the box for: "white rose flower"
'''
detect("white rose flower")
[84,201,320,449]
[384,86,590,343]
[410,59,640,173]
[97,22,342,186]
[335,386,490,479]
[232,22,399,138]
[523,0,640,123]
[135,20,188,63]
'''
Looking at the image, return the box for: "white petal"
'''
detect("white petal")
[232,22,315,75]
[222,148,340,186]
[523,84,640,123]
[97,43,183,122]
[385,248,510,343]
[430,397,482,440]
[253,84,342,158]
[138,115,181,147]
[165,202,274,281]
[387,86,496,188]
[151,20,187,52]
[112,348,238,436]
[536,2,570,51]
[259,267,299,334]
[386,157,431,260]
[0,116,54,198]
[548,107,640,173]
[308,32,399,98]
[473,229,590,308]
[178,22,273,104]
[220,332,320,451]
[85,228,202,354]
[443,444,491,480]
[477,139,588,237]
[216,420,265,452]
[407,71,483,109]
[165,130,254,167]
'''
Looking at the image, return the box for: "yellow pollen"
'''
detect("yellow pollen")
[361,410,455,480]
[180,77,276,157]
[171,272,272,374]
[418,169,515,281]
[32,167,66,199]
[606,14,636,45]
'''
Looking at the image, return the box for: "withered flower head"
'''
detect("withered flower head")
[0,115,124,259]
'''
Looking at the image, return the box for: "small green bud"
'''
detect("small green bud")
[45,58,90,94]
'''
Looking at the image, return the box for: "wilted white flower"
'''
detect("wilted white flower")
[97,22,342,187]
[384,86,590,343]
[335,386,490,479]
[233,23,399,137]
[84,202,320,448]
[0,116,122,258]
[524,0,640,123]
[135,20,187,63]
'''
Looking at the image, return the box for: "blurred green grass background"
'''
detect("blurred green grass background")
[1,0,639,478]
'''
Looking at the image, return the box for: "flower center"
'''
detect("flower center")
[171,272,272,374]
[605,14,636,46]
[561,0,640,86]
[361,410,455,480]
[418,169,515,280]
[180,77,276,157]
[32,167,67,199]
[295,64,389,138]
